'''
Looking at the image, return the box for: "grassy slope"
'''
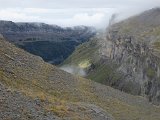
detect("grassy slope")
[1,37,160,120]
[62,36,99,65]
[62,35,120,85]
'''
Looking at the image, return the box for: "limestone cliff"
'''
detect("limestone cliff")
[63,8,160,105]
[99,8,160,104]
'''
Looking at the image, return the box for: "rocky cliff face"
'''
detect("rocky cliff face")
[0,21,96,64]
[62,8,160,105]
[99,8,160,104]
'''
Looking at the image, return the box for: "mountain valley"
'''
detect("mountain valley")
[0,21,95,64]
[1,7,160,120]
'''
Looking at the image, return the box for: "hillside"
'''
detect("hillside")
[1,34,160,119]
[0,21,95,64]
[62,8,160,105]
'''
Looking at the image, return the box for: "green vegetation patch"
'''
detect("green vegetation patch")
[153,41,160,50]
[146,67,156,78]
[87,62,121,85]
[78,60,91,69]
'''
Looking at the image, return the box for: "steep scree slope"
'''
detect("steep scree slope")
[0,35,160,119]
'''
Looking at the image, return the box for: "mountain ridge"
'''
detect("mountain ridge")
[0,20,96,64]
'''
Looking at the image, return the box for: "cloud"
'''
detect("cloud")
[0,8,115,28]
[0,9,40,22]
[60,65,86,77]
[40,12,109,28]
[0,0,159,9]
[62,13,106,27]
[0,0,159,27]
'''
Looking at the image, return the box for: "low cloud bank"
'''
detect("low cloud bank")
[60,65,86,77]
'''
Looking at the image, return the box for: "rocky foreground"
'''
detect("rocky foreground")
[0,34,160,119]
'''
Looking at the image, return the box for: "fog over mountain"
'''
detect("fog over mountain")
[0,0,160,28]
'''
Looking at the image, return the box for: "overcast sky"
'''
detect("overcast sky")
[0,0,159,28]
